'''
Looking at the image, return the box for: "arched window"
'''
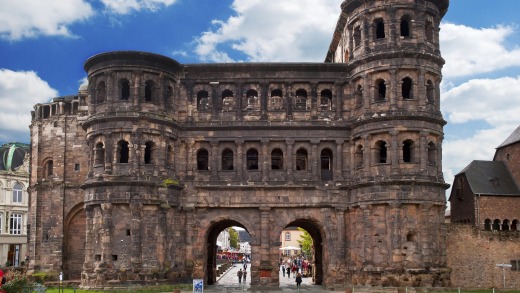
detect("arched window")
[144,80,154,102]
[320,148,333,181]
[144,141,154,164]
[117,140,129,164]
[320,89,333,111]
[484,219,492,231]
[493,219,501,231]
[197,149,209,171]
[375,141,387,164]
[375,79,386,101]
[271,149,283,170]
[374,18,385,39]
[94,142,105,166]
[428,142,436,165]
[246,149,259,170]
[222,89,234,111]
[120,79,130,100]
[222,149,234,170]
[427,80,435,103]
[12,183,23,203]
[46,160,53,178]
[294,89,308,111]
[197,90,210,112]
[400,17,410,37]
[402,77,413,99]
[245,89,258,110]
[403,140,414,163]
[512,219,519,231]
[502,219,510,231]
[354,25,362,47]
[425,21,433,42]
[167,145,174,165]
[96,81,106,104]
[270,89,283,110]
[355,85,363,108]
[295,148,308,171]
[355,145,364,168]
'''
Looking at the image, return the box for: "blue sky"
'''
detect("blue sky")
[1,0,520,201]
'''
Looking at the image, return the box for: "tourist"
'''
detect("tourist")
[243,269,247,282]
[295,272,302,289]
[237,268,243,283]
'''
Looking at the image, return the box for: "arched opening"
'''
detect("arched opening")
[295,148,308,171]
[96,81,106,104]
[245,89,259,110]
[402,77,413,99]
[294,89,308,111]
[144,80,154,102]
[374,18,385,39]
[402,139,414,163]
[425,21,434,42]
[355,145,364,168]
[355,84,363,108]
[246,149,259,170]
[222,149,234,170]
[320,89,332,111]
[427,80,435,103]
[428,141,436,165]
[46,160,54,178]
[197,149,209,171]
[144,141,154,164]
[375,79,386,101]
[375,140,387,164]
[63,205,86,280]
[206,220,251,286]
[484,219,492,231]
[320,149,333,181]
[222,89,234,111]
[270,89,283,110]
[280,219,324,286]
[400,17,410,37]
[512,219,519,231]
[271,149,284,170]
[94,142,105,166]
[493,219,501,231]
[117,140,129,164]
[502,219,510,231]
[354,25,362,47]
[120,79,130,100]
[197,90,210,111]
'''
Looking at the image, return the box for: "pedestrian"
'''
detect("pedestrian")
[295,272,302,289]
[286,266,291,278]
[243,269,247,282]
[281,263,286,277]
[237,268,243,283]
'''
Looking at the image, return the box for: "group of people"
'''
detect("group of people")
[280,257,312,289]
[236,261,248,283]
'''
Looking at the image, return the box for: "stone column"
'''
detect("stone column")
[100,203,113,262]
[420,131,428,170]
[310,83,318,119]
[130,202,143,272]
[186,138,195,177]
[262,139,269,181]
[334,81,344,119]
[260,82,268,120]
[390,69,398,110]
[311,140,319,180]
[211,141,219,180]
[335,139,344,181]
[419,204,433,265]
[336,208,346,260]
[285,139,294,183]
[83,206,95,268]
[362,135,370,170]
[347,25,354,60]
[418,69,426,106]
[437,135,444,175]
[285,82,293,120]
[184,205,195,273]
[236,139,244,181]
[390,130,399,174]
[388,203,402,265]
[133,72,141,108]
[236,82,243,120]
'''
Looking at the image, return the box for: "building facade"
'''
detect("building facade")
[28,0,450,289]
[0,143,30,268]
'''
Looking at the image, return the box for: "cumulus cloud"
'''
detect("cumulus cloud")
[100,0,177,14]
[0,69,58,143]
[440,23,520,78]
[194,0,343,62]
[0,0,94,41]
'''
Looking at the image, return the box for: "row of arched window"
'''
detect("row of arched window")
[484,219,519,231]
[0,182,25,204]
[354,78,436,105]
[94,79,174,104]
[94,141,157,165]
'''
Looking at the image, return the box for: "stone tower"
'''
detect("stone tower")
[28,0,450,289]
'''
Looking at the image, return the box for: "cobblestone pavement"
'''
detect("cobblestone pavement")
[196,264,332,292]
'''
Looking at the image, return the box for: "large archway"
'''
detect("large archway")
[205,219,251,285]
[63,204,86,280]
[280,219,324,286]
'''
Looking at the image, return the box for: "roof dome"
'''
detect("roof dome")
[0,143,30,172]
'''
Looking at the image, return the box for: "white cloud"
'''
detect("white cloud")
[194,0,343,62]
[440,23,520,78]
[0,0,94,41]
[100,0,177,15]
[0,69,58,142]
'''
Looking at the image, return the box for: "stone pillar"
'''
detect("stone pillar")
[133,72,141,108]
[262,139,269,181]
[390,130,399,174]
[362,135,370,170]
[211,141,219,180]
[390,69,398,110]
[420,131,428,171]
[285,82,293,120]
[336,208,346,260]
[310,83,318,119]
[130,202,143,273]
[388,203,402,265]
[419,204,433,265]
[311,140,319,180]
[334,81,344,119]
[362,73,370,114]
[285,139,294,183]
[236,82,243,120]
[347,25,354,60]
[184,205,195,274]
[236,139,244,181]
[260,82,268,120]
[83,206,95,272]
[335,139,344,181]
[418,69,426,106]
[437,135,444,175]
[186,138,195,177]
[100,203,113,263]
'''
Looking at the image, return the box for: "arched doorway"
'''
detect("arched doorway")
[63,204,86,280]
[206,220,252,285]
[279,219,324,286]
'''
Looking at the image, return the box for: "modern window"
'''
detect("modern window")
[9,213,22,235]
[12,183,22,203]
[285,232,291,241]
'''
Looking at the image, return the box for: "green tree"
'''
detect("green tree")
[297,228,313,259]
[229,227,240,249]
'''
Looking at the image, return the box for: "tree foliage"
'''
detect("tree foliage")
[229,227,239,249]
[297,228,313,259]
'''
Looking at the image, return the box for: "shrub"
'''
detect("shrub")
[2,270,33,293]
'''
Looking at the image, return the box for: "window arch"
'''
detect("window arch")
[427,80,435,103]
[12,183,23,203]
[512,219,519,231]
[165,86,174,106]
[245,89,259,110]
[197,90,210,112]
[167,145,174,165]
[355,145,364,168]
[271,149,283,170]
[197,149,209,171]
[493,219,501,231]
[96,81,106,104]
[320,89,333,111]
[117,140,129,164]
[295,148,308,171]
[144,80,154,102]
[374,18,385,39]
[502,219,510,231]
[402,139,414,163]
[144,141,154,164]
[400,16,411,37]
[354,25,362,47]
[484,219,492,231]
[46,160,53,178]
[120,79,130,100]
[428,142,437,165]
[270,89,283,110]
[402,77,413,99]
[246,149,259,170]
[320,148,333,181]
[375,79,386,101]
[375,140,388,164]
[222,89,234,110]
[355,85,363,108]
[294,89,308,111]
[94,142,105,166]
[222,149,234,170]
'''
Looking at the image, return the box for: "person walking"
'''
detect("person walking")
[286,265,291,278]
[237,268,243,283]
[281,263,286,277]
[295,272,302,290]
[243,269,247,282]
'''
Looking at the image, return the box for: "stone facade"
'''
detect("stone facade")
[28,0,450,289]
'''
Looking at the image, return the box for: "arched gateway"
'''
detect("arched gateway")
[28,0,451,290]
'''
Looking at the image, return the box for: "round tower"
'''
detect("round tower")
[328,0,451,286]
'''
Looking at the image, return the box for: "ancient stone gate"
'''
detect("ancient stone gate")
[28,0,451,289]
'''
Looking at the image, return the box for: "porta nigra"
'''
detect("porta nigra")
[28,0,451,289]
